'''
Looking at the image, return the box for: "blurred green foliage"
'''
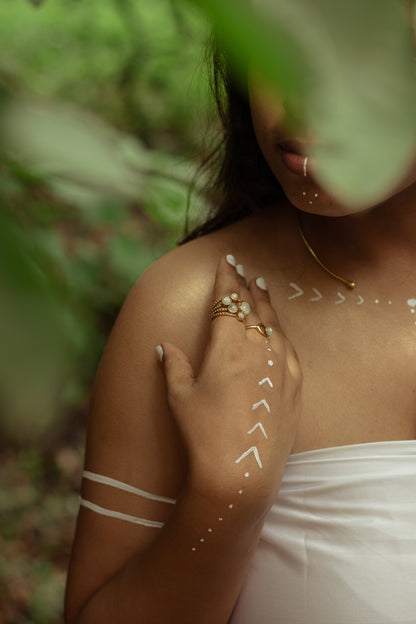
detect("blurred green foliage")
[0,3,210,620]
[0,0,211,445]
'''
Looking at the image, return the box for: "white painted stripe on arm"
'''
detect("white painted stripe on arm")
[83,470,176,505]
[80,498,164,528]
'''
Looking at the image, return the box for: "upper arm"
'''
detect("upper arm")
[65,246,216,620]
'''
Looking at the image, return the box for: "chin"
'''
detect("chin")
[283,186,356,218]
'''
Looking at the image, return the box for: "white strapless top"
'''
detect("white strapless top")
[230,440,416,624]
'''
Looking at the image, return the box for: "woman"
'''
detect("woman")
[65,22,416,624]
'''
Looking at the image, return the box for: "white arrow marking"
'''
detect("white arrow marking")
[235,446,263,470]
[259,377,273,388]
[247,423,268,439]
[335,292,346,305]
[309,288,323,302]
[288,282,304,299]
[357,295,364,305]
[252,399,270,413]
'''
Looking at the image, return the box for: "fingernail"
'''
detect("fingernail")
[256,277,268,291]
[226,254,236,267]
[155,345,164,362]
[236,264,245,278]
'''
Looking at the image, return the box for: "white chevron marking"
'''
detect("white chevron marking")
[335,292,346,305]
[288,282,304,299]
[259,377,273,388]
[247,423,268,439]
[309,288,323,302]
[357,295,364,305]
[252,399,270,413]
[235,446,263,469]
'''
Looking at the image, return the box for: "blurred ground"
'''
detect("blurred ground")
[0,424,85,624]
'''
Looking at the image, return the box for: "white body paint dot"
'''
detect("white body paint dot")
[407,298,416,308]
[375,299,379,304]
[208,528,212,532]
[200,538,204,542]
[218,517,223,521]
[244,472,250,478]
[229,504,233,509]
[268,360,274,367]
[238,489,243,495]
[302,192,306,196]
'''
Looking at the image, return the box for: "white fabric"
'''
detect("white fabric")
[231,440,416,624]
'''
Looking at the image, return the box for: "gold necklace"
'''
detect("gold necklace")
[297,210,356,290]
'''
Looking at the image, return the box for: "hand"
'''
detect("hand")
[157,255,303,518]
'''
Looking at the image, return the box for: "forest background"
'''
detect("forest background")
[0,1,210,622]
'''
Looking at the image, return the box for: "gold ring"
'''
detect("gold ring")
[245,324,273,338]
[210,293,251,322]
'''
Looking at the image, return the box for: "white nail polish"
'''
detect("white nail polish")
[256,277,267,291]
[155,345,164,362]
[226,254,236,267]
[236,264,245,278]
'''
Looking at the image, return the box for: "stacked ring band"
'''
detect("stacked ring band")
[210,293,251,322]
[246,324,273,338]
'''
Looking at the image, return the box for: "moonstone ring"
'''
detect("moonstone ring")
[210,293,251,322]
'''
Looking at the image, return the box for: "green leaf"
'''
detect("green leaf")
[0,98,146,203]
[188,0,416,207]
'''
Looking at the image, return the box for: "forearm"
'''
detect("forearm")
[72,486,264,624]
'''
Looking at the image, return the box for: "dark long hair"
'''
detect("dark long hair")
[182,34,285,242]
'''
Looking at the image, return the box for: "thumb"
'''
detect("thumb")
[155,342,195,395]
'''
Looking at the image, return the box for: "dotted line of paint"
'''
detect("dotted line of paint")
[289,283,416,324]
[191,339,274,552]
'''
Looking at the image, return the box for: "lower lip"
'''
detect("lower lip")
[280,150,306,176]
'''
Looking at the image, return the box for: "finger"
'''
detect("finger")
[247,278,303,381]
[157,342,195,399]
[211,255,257,339]
[247,276,284,339]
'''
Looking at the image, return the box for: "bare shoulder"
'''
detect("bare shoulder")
[85,231,234,494]
[116,233,225,370]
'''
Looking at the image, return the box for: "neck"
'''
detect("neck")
[349,189,416,244]
[299,183,416,289]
